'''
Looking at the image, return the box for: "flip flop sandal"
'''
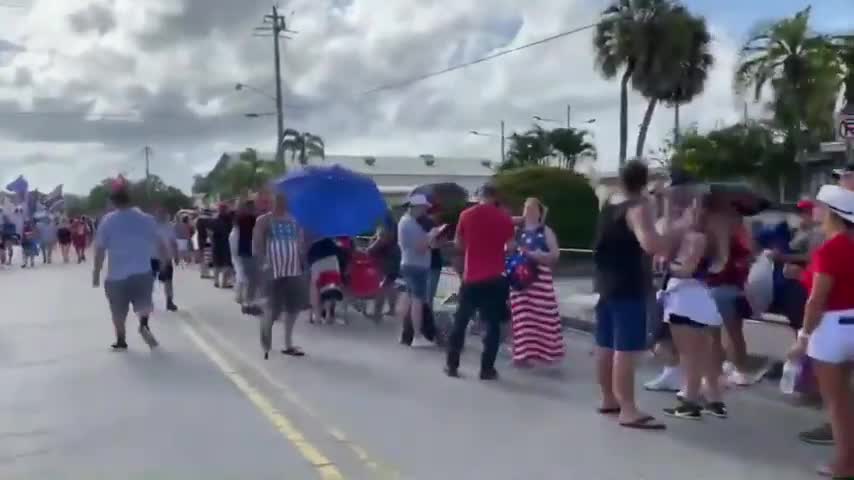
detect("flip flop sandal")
[281,348,305,357]
[620,416,667,430]
[597,407,621,415]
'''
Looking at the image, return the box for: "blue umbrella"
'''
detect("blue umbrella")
[274,165,386,237]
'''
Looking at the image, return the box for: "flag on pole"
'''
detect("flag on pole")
[44,184,63,210]
[5,175,28,200]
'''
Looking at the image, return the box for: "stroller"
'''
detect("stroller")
[342,250,384,320]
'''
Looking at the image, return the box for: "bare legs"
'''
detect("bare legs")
[814,361,854,478]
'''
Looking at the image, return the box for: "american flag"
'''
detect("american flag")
[505,251,537,291]
[267,217,303,279]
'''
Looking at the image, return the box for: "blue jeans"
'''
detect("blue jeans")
[595,297,647,352]
[400,265,430,303]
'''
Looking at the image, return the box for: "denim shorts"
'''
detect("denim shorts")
[710,285,752,323]
[595,297,647,352]
[401,265,430,302]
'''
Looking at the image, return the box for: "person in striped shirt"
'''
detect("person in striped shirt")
[253,192,309,359]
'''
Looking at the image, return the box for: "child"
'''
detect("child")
[21,221,38,268]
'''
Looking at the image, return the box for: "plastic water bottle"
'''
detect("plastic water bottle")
[780,359,801,395]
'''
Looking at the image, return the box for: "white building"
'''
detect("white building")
[216,152,496,204]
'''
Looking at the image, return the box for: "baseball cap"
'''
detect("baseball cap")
[816,184,854,224]
[406,193,431,207]
[796,199,815,212]
[831,163,854,179]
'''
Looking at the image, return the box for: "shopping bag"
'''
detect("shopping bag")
[744,251,774,316]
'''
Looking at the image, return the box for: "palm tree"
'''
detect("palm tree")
[281,129,325,165]
[547,127,597,169]
[593,0,674,166]
[735,7,843,153]
[633,8,713,153]
[503,125,552,169]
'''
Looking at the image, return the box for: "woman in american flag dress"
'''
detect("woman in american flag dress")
[509,198,564,367]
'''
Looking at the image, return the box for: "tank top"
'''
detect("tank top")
[593,200,649,299]
[266,215,302,279]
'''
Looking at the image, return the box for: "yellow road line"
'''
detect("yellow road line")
[188,317,402,480]
[180,322,345,480]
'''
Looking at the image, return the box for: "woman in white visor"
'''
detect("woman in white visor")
[788,184,854,479]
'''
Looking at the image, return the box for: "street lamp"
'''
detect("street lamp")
[469,121,507,163]
[235,82,277,101]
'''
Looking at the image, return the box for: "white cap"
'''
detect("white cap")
[407,193,431,207]
[817,184,854,224]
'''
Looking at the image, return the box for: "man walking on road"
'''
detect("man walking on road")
[152,207,179,312]
[253,192,309,359]
[92,182,168,350]
[593,160,670,430]
[445,183,514,380]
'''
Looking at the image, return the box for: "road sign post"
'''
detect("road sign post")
[837,112,854,164]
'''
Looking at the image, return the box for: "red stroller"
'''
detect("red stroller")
[342,250,383,320]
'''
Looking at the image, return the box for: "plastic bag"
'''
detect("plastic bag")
[744,251,774,316]
[780,359,802,395]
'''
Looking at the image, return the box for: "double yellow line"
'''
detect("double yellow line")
[180,318,400,480]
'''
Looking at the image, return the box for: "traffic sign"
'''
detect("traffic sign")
[838,114,854,140]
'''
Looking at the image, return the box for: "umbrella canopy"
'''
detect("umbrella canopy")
[409,182,469,209]
[275,165,386,237]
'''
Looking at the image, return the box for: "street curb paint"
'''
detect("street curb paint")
[180,321,345,480]
[182,314,401,480]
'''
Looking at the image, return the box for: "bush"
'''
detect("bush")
[493,166,598,249]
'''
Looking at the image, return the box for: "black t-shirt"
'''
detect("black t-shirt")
[236,214,256,257]
[210,214,232,248]
[196,217,210,245]
[416,216,443,270]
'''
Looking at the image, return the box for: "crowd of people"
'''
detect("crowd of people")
[593,161,854,478]
[0,211,95,268]
[80,161,854,478]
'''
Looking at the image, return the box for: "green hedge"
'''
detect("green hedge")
[493,166,598,249]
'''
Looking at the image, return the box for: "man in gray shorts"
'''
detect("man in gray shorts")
[92,183,168,350]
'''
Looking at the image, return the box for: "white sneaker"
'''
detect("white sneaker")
[410,337,434,348]
[727,367,765,386]
[644,367,683,392]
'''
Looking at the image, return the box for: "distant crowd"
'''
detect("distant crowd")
[0,210,96,267]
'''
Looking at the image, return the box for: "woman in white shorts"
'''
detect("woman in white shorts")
[660,194,729,420]
[788,185,854,479]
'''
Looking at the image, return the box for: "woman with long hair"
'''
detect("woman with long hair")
[787,185,854,478]
[508,198,564,367]
[660,193,729,420]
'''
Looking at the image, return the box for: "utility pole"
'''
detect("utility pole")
[263,6,287,168]
[566,104,571,128]
[143,145,152,203]
[500,120,506,164]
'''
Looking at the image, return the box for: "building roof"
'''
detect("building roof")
[219,152,496,177]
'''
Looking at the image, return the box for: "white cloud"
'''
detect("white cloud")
[0,0,749,194]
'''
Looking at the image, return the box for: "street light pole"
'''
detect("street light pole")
[566,104,571,128]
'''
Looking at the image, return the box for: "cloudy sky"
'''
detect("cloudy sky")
[0,0,851,194]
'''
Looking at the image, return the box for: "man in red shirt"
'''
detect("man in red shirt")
[445,183,515,380]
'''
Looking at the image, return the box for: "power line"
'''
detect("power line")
[0,19,602,121]
[360,21,600,95]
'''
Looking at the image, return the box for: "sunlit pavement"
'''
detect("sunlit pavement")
[0,260,832,479]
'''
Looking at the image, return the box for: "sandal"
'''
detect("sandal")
[281,347,305,357]
[619,416,667,430]
[597,407,621,415]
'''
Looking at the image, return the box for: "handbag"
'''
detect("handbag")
[505,250,538,291]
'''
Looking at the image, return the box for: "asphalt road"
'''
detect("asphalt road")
[0,259,833,479]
